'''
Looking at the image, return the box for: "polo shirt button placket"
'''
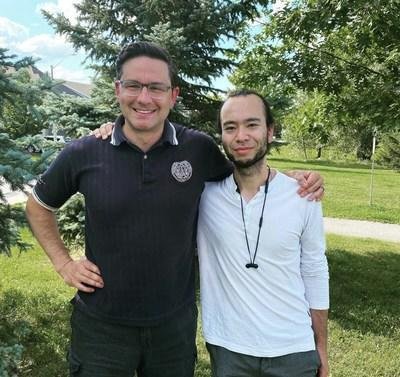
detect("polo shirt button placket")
[142,153,153,183]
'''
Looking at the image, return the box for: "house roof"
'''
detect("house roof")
[6,65,93,98]
[53,80,94,98]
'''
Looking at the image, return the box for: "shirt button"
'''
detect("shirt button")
[144,154,148,159]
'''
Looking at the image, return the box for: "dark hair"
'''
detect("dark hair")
[217,89,275,133]
[116,41,177,85]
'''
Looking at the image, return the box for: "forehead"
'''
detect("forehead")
[221,95,265,122]
[121,56,170,82]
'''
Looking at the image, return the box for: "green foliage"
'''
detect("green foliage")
[0,49,56,376]
[57,194,85,251]
[0,68,50,139]
[0,305,30,377]
[0,343,24,377]
[0,50,55,139]
[42,0,270,131]
[37,90,117,138]
[0,49,35,115]
[282,90,333,159]
[0,132,50,256]
[0,49,56,255]
[376,132,400,172]
[232,0,400,159]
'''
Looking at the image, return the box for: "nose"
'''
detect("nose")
[136,86,152,103]
[235,126,249,142]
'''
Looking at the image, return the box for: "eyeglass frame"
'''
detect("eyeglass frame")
[116,80,172,99]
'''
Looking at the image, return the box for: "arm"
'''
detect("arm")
[26,195,104,292]
[311,309,329,377]
[300,201,329,376]
[285,170,325,201]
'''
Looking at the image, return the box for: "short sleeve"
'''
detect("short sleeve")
[203,136,233,182]
[32,144,79,211]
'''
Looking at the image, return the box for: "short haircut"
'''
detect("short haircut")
[116,41,177,85]
[217,89,275,133]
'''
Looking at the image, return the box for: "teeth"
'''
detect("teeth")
[135,109,153,113]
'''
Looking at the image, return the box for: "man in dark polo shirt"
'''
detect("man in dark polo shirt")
[26,42,323,377]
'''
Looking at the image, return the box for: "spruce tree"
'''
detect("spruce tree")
[42,0,269,131]
[0,49,49,255]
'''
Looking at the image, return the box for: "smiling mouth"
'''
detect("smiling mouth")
[235,147,253,153]
[134,108,156,114]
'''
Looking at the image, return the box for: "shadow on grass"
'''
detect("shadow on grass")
[328,247,400,337]
[0,289,71,377]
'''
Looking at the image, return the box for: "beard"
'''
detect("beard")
[224,141,270,169]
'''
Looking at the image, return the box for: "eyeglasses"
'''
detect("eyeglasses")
[117,80,172,99]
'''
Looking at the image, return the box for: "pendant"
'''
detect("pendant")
[245,263,258,269]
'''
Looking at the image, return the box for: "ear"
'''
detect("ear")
[267,126,274,143]
[115,81,121,98]
[170,86,180,108]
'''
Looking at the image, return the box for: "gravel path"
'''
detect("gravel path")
[324,217,400,243]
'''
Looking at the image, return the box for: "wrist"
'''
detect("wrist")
[55,257,73,274]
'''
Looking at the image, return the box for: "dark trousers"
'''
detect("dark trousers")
[206,343,320,377]
[68,305,197,377]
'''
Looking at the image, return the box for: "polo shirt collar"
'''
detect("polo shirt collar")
[110,115,179,147]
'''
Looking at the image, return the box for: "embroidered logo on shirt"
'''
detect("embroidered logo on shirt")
[171,161,192,182]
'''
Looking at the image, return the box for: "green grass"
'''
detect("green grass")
[268,150,400,224]
[1,232,400,376]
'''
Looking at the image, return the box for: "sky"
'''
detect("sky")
[0,0,283,88]
[0,0,94,83]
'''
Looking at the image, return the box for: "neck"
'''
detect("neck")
[234,161,275,202]
[122,125,164,153]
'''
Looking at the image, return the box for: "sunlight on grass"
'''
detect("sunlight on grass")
[268,151,400,224]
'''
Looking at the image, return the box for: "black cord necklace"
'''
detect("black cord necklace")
[238,166,271,269]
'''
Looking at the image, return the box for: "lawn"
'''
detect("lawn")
[268,150,400,224]
[1,232,400,376]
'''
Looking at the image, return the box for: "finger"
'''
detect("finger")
[79,269,104,287]
[79,274,104,288]
[79,261,104,285]
[307,186,325,202]
[297,185,309,197]
[74,282,96,293]
[66,268,103,290]
[91,129,101,138]
[308,173,323,188]
[105,122,114,134]
[99,123,113,139]
[302,178,323,194]
[81,259,101,275]
[62,260,103,286]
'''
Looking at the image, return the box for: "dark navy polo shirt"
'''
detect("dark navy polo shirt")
[33,116,232,325]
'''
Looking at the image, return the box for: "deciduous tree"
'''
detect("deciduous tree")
[232,0,400,158]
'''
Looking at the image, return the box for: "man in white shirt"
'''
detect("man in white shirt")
[197,89,329,377]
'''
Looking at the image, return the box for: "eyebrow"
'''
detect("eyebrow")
[222,117,262,127]
[121,79,169,85]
